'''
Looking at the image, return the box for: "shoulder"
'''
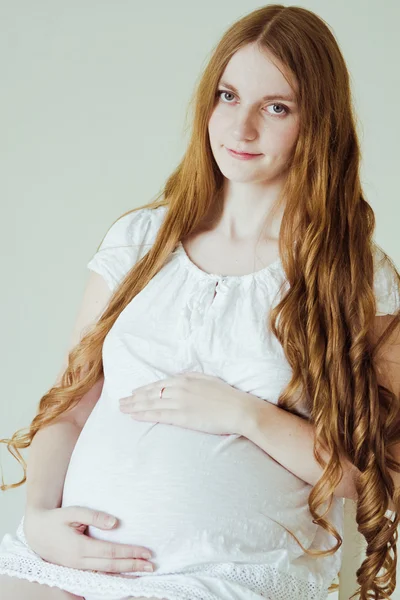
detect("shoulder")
[87,205,168,291]
[97,204,168,251]
[372,244,400,316]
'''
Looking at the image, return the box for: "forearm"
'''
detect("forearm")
[26,418,81,512]
[25,375,103,513]
[240,395,360,500]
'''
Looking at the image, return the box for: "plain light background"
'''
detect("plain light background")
[1,1,399,598]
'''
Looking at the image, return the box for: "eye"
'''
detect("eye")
[217,90,236,103]
[216,90,289,117]
[266,104,289,117]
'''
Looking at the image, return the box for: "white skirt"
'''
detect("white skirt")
[0,516,334,600]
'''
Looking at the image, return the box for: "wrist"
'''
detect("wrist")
[237,391,267,438]
[25,504,46,518]
[25,501,58,516]
[241,394,276,441]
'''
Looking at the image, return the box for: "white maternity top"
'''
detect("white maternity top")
[1,205,399,600]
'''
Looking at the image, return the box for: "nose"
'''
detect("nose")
[231,107,258,142]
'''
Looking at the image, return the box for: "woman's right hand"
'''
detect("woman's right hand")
[23,506,155,574]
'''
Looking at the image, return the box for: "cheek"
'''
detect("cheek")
[208,108,228,140]
[265,121,299,154]
[282,118,300,147]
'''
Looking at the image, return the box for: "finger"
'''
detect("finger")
[124,373,200,402]
[62,507,118,530]
[80,556,154,574]
[130,408,183,426]
[120,386,165,402]
[128,372,211,400]
[120,386,180,411]
[120,398,176,413]
[81,537,152,561]
[122,393,180,412]
[129,376,179,397]
[71,523,87,533]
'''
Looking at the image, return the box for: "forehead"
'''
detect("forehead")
[220,43,298,98]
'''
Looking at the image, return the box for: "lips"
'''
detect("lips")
[227,148,261,156]
[225,147,263,160]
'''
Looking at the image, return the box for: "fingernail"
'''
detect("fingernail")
[141,551,151,559]
[144,565,154,572]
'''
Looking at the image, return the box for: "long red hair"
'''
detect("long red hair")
[2,5,400,598]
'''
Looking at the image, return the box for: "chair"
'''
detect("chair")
[336,499,400,599]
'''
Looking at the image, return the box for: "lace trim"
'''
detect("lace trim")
[0,519,333,600]
[0,555,332,600]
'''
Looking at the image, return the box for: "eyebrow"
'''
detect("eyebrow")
[218,80,297,103]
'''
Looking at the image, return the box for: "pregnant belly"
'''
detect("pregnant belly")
[62,399,318,575]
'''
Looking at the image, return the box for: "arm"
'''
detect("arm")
[27,270,112,512]
[26,419,81,512]
[20,258,156,571]
[23,372,156,572]
[241,314,400,513]
[26,376,104,512]
[241,398,360,501]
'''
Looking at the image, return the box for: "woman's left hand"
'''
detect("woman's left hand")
[118,371,251,436]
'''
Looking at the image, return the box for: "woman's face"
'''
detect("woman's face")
[208,42,300,185]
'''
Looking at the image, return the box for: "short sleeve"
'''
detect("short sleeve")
[87,206,167,291]
[373,246,400,316]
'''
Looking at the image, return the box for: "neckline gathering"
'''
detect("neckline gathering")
[176,241,282,283]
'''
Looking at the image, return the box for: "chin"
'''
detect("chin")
[216,160,268,182]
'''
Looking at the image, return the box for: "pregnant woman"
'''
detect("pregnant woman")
[1,4,400,600]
